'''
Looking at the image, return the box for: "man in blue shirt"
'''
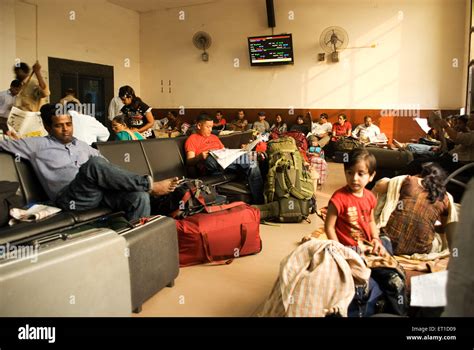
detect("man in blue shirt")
[0,104,178,220]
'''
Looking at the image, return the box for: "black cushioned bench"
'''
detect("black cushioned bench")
[0,130,253,313]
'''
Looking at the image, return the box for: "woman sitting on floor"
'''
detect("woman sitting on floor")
[373,162,452,256]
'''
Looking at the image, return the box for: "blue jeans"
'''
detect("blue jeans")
[55,156,151,220]
[406,143,436,157]
[205,153,264,204]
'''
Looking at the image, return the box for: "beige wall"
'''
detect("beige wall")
[140,0,468,110]
[12,0,140,99]
[472,0,474,61]
[462,0,471,109]
[0,0,17,89]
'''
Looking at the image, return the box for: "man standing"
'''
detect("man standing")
[185,113,264,204]
[13,61,50,112]
[0,80,21,133]
[0,103,178,220]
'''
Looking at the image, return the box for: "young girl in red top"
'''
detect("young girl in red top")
[325,148,407,316]
[325,148,384,255]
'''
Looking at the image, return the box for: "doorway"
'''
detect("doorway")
[48,57,114,124]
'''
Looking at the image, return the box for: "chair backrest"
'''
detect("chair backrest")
[96,140,152,176]
[141,138,186,181]
[15,159,49,205]
[0,152,48,206]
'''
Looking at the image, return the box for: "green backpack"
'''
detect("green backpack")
[257,137,315,223]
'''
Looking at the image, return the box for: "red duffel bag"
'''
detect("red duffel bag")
[176,201,262,266]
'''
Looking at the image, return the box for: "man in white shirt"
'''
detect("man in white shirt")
[352,116,380,143]
[0,80,21,132]
[108,96,124,121]
[62,103,110,145]
[309,113,332,148]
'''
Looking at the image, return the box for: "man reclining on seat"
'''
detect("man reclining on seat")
[185,113,264,204]
[0,103,178,220]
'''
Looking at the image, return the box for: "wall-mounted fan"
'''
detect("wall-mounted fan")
[319,26,349,62]
[192,31,212,62]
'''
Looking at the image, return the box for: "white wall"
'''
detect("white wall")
[0,0,17,89]
[12,0,141,98]
[139,0,468,109]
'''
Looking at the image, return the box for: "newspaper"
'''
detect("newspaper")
[410,270,448,307]
[368,133,388,144]
[414,118,431,134]
[9,204,62,225]
[209,148,247,169]
[7,107,48,138]
[209,135,263,169]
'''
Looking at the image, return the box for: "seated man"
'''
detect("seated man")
[308,113,332,148]
[406,114,474,174]
[289,114,310,135]
[230,110,248,132]
[352,116,380,143]
[166,110,183,131]
[185,113,264,204]
[252,111,270,134]
[0,103,178,221]
[212,110,226,131]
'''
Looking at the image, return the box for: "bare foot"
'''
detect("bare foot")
[392,139,405,149]
[151,177,179,196]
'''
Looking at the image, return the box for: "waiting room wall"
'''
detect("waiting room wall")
[140,0,468,111]
[6,0,141,99]
[0,0,17,89]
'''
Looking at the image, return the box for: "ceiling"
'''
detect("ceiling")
[107,0,219,13]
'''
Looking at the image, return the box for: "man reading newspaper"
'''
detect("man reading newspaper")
[185,113,264,204]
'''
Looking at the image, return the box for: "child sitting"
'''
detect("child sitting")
[324,148,407,316]
[307,135,327,189]
[112,115,144,141]
[307,135,325,159]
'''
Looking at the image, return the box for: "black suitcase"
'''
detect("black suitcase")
[0,228,131,316]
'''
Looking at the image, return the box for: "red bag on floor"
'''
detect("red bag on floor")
[176,202,262,266]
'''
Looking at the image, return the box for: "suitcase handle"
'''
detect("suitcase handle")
[201,224,248,265]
